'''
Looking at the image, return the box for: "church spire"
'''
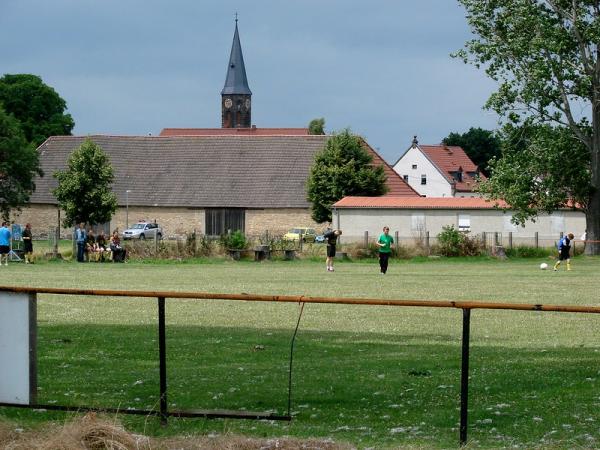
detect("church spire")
[221,19,251,96]
[221,18,252,128]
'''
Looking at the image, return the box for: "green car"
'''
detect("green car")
[283,227,317,242]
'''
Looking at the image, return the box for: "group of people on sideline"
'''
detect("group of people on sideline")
[75,223,126,263]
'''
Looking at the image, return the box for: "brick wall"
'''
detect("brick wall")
[246,209,323,236]
[12,204,325,239]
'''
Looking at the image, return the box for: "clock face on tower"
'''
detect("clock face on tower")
[244,98,251,109]
[224,98,233,109]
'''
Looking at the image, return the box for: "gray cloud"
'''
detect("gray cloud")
[0,0,499,162]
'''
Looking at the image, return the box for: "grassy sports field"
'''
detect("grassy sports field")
[1,256,600,448]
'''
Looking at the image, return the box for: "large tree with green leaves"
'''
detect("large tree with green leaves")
[0,106,42,221]
[456,0,600,254]
[53,138,117,227]
[307,129,388,223]
[481,123,592,224]
[0,74,74,147]
[442,127,501,176]
[308,118,326,135]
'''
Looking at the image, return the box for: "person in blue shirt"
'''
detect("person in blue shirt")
[554,233,574,271]
[0,222,11,266]
[75,222,87,263]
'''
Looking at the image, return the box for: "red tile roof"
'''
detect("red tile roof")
[159,127,310,136]
[333,196,507,209]
[359,138,420,197]
[418,145,486,192]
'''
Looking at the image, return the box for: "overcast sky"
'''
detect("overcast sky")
[1,0,500,163]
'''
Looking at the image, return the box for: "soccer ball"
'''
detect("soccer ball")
[540,263,548,270]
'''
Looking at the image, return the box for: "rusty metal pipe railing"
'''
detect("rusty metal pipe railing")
[1,285,600,314]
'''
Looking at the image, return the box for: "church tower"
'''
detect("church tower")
[221,19,252,128]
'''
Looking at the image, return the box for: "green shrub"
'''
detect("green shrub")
[437,225,483,257]
[219,230,248,250]
[437,225,463,256]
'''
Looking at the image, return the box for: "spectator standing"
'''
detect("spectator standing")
[0,222,11,267]
[377,226,394,274]
[323,229,342,272]
[75,223,87,263]
[22,223,33,264]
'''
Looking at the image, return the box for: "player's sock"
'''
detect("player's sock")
[567,262,571,271]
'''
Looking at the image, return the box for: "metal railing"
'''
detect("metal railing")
[1,285,599,446]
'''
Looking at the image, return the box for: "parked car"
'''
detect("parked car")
[122,222,162,240]
[315,234,325,243]
[283,227,317,242]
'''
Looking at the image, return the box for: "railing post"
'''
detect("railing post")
[534,232,539,248]
[508,232,513,250]
[425,231,430,255]
[364,231,368,249]
[394,231,399,256]
[158,296,168,425]
[481,232,486,250]
[460,308,471,446]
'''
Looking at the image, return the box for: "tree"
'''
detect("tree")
[0,106,42,221]
[307,129,388,223]
[480,123,592,224]
[308,118,326,135]
[53,138,118,227]
[456,0,600,255]
[442,127,501,176]
[0,74,74,147]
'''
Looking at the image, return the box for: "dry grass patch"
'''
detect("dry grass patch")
[0,413,354,450]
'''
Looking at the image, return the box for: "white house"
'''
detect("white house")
[392,137,485,197]
[332,196,586,248]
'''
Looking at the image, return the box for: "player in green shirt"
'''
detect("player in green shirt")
[377,226,394,274]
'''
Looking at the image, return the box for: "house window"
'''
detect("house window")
[412,164,417,169]
[205,208,245,236]
[421,174,427,185]
[452,171,463,182]
[403,175,408,182]
[458,214,471,232]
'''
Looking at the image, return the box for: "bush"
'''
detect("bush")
[219,230,248,250]
[437,225,483,257]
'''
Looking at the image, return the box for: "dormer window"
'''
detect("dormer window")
[412,164,417,169]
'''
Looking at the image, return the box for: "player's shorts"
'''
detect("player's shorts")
[0,245,9,255]
[558,249,570,261]
[327,244,336,258]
